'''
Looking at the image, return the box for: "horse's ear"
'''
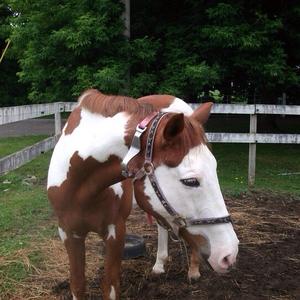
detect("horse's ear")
[163,113,185,141]
[191,102,214,124]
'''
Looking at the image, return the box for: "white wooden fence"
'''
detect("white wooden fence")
[1,102,299,185]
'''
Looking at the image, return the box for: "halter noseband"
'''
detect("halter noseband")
[122,112,232,234]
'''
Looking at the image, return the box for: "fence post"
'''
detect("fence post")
[248,113,257,186]
[54,104,62,136]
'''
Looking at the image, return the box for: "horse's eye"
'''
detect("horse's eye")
[180,178,200,187]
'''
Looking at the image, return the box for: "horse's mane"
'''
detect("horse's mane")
[78,89,155,117]
[78,89,208,149]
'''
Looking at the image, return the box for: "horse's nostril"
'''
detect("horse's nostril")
[223,255,229,264]
[220,254,231,269]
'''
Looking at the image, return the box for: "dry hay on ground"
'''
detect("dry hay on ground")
[9,192,300,299]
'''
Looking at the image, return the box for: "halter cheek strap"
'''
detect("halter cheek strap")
[121,112,158,177]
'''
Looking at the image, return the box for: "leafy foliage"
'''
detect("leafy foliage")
[8,0,128,103]
[132,0,300,102]
[1,0,299,105]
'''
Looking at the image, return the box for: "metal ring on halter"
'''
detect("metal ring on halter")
[173,216,187,228]
[143,161,154,175]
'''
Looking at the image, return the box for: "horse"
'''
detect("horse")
[47,89,239,300]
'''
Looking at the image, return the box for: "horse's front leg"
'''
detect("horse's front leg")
[152,223,169,274]
[188,247,201,282]
[59,226,87,300]
[102,219,125,300]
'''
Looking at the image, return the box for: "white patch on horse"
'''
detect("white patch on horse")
[58,227,67,242]
[161,97,193,116]
[132,192,137,207]
[72,294,77,300]
[110,182,123,199]
[144,145,223,219]
[47,109,129,188]
[152,223,168,274]
[109,285,116,300]
[72,233,81,239]
[107,224,116,240]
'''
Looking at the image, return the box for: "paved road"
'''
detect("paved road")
[0,119,66,137]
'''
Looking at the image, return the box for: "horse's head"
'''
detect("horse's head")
[131,103,239,274]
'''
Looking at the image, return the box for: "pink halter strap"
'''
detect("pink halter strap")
[138,112,158,129]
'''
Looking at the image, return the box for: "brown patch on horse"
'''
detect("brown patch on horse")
[79,89,154,117]
[48,152,126,233]
[64,106,82,135]
[179,228,207,249]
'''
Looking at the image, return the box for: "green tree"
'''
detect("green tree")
[8,0,129,103]
[131,0,300,103]
[199,1,299,102]
[4,0,300,104]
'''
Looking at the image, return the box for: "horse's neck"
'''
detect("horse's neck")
[48,108,134,189]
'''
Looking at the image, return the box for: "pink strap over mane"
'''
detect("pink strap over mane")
[138,112,158,129]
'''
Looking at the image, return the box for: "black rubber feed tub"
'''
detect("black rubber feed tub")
[123,234,146,259]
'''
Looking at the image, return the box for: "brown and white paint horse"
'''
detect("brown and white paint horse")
[47,90,239,300]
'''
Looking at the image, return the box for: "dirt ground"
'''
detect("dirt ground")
[14,191,300,300]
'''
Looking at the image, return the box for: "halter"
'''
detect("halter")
[122,112,232,235]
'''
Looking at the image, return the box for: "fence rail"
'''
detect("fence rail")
[1,102,300,184]
[0,136,58,175]
[207,133,300,144]
[0,103,64,125]
[2,103,300,125]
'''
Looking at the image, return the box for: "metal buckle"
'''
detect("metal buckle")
[173,216,187,228]
[169,230,181,242]
[121,168,131,178]
[143,161,154,175]
[136,125,147,134]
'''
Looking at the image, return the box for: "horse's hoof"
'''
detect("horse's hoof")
[152,264,165,275]
[188,270,201,283]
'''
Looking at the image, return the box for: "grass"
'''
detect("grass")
[0,135,47,158]
[0,136,299,298]
[213,143,300,195]
[0,151,56,297]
